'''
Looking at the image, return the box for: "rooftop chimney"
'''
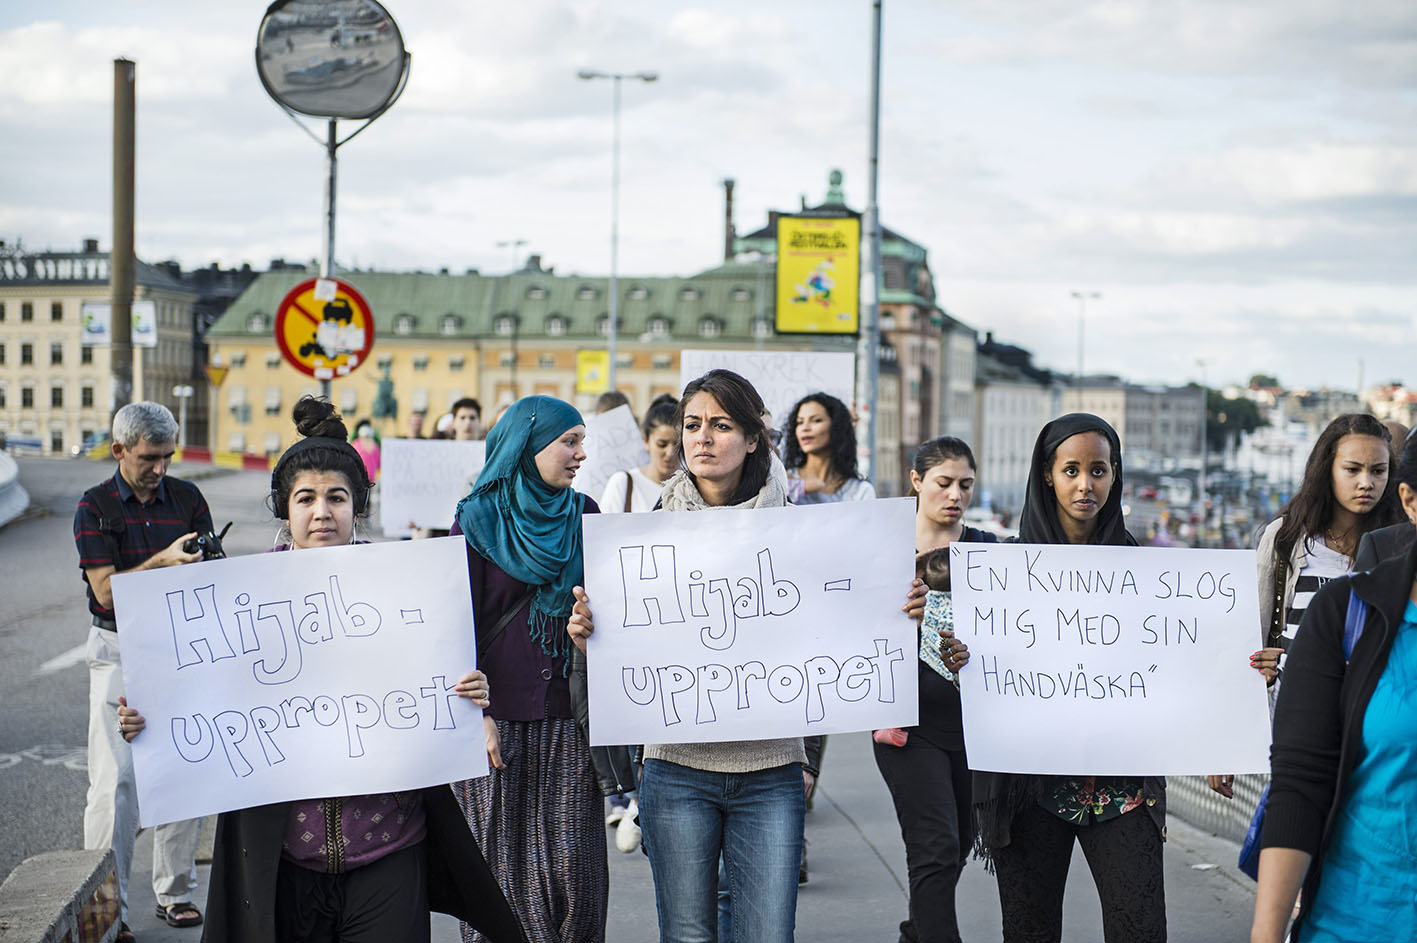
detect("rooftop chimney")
[83,237,100,254]
[722,178,736,262]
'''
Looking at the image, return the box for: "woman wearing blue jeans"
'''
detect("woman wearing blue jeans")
[569,369,805,942]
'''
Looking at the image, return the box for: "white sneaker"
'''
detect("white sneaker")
[615,799,642,853]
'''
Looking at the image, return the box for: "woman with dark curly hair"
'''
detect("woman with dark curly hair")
[781,392,875,504]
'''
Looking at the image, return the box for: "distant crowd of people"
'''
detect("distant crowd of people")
[74,372,1417,942]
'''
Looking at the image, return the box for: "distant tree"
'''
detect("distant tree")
[1249,373,1279,388]
[1207,390,1267,452]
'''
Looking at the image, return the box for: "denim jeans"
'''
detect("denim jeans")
[640,759,804,943]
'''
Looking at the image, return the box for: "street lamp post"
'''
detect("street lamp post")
[1071,290,1100,393]
[1196,359,1209,530]
[578,69,658,393]
[172,384,194,448]
[496,238,527,273]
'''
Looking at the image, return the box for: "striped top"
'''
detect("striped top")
[73,471,212,621]
[1278,534,1351,667]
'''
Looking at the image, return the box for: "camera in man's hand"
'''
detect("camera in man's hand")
[184,522,233,560]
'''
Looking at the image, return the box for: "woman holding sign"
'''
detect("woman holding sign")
[970,413,1167,943]
[448,395,608,943]
[567,369,808,943]
[1252,439,1417,942]
[873,436,996,943]
[117,397,525,943]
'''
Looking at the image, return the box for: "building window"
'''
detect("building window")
[264,432,282,456]
[50,429,63,452]
[394,313,415,335]
[21,302,33,322]
[698,317,721,339]
[21,343,33,365]
[50,386,63,408]
[411,388,430,411]
[753,319,771,340]
[0,302,5,321]
[50,342,63,365]
[0,343,5,365]
[545,315,567,337]
[81,385,94,408]
[412,355,429,371]
[577,286,597,300]
[340,387,358,413]
[376,354,393,369]
[526,286,548,300]
[227,432,246,453]
[648,316,671,338]
[448,355,465,372]
[628,285,649,301]
[230,352,246,368]
[538,354,556,369]
[616,353,632,369]
[731,286,752,302]
[0,386,5,409]
[678,286,700,301]
[265,352,281,369]
[264,387,282,416]
[499,352,515,368]
[440,314,462,335]
[51,302,63,322]
[21,387,34,409]
[494,315,517,336]
[595,315,609,336]
[652,353,672,370]
[246,313,267,332]
[81,345,93,365]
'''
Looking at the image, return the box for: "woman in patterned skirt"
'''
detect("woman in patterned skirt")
[450,395,608,943]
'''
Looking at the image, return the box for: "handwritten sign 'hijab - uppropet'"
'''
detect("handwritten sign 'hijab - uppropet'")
[582,498,918,745]
[112,537,487,827]
[949,543,1271,776]
[379,438,486,534]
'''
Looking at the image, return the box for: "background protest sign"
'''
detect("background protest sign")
[582,498,918,745]
[379,438,485,534]
[112,537,487,827]
[949,543,1271,775]
[574,404,650,501]
[678,349,856,425]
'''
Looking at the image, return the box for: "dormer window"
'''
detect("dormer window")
[394,313,415,335]
[628,285,649,301]
[678,286,700,301]
[545,315,567,337]
[731,286,752,302]
[577,286,598,301]
[526,285,548,300]
[246,312,267,332]
[648,316,671,338]
[595,315,610,337]
[494,315,517,336]
[440,314,462,335]
[698,316,721,339]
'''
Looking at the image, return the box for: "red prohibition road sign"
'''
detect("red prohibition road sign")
[274,277,376,380]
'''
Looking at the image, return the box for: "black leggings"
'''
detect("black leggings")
[275,842,430,943]
[873,737,972,943]
[993,804,1165,943]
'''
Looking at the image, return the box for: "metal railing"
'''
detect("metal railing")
[1168,773,1266,844]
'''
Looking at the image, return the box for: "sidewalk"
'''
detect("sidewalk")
[128,732,1259,941]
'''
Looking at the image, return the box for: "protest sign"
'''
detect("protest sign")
[678,349,855,425]
[112,537,487,827]
[379,438,485,534]
[574,404,650,501]
[582,498,918,745]
[949,543,1271,775]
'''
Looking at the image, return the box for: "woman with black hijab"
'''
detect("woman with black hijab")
[971,413,1166,943]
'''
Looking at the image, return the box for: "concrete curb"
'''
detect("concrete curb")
[0,849,119,943]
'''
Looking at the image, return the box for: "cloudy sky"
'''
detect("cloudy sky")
[1,0,1413,391]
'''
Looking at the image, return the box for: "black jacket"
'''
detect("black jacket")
[201,786,527,943]
[1353,521,1415,571]
[1261,538,1417,931]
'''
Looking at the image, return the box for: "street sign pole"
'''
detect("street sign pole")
[320,118,338,400]
[854,0,884,486]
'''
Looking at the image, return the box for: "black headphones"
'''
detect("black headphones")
[269,436,373,518]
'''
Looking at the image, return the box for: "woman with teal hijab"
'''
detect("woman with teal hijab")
[450,395,609,943]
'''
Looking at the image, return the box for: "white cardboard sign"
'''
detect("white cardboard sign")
[949,543,1271,775]
[112,537,488,827]
[582,498,918,745]
[678,349,856,425]
[574,404,650,501]
[379,438,486,533]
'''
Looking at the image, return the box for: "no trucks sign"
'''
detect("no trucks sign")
[274,277,376,380]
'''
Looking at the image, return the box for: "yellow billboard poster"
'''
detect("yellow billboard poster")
[576,349,611,395]
[775,215,860,334]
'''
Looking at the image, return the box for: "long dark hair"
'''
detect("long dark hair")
[782,392,860,481]
[676,369,771,504]
[1399,429,1417,494]
[270,397,372,520]
[1273,413,1401,557]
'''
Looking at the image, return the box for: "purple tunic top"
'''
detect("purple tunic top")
[450,497,599,722]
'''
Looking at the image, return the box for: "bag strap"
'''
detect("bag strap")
[1266,551,1290,649]
[478,588,536,658]
[83,484,126,566]
[1342,579,1368,661]
[623,472,634,513]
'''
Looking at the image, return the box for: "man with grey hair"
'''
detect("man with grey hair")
[73,402,212,938]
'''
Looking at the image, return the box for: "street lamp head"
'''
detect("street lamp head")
[636,72,659,83]
[577,69,604,80]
